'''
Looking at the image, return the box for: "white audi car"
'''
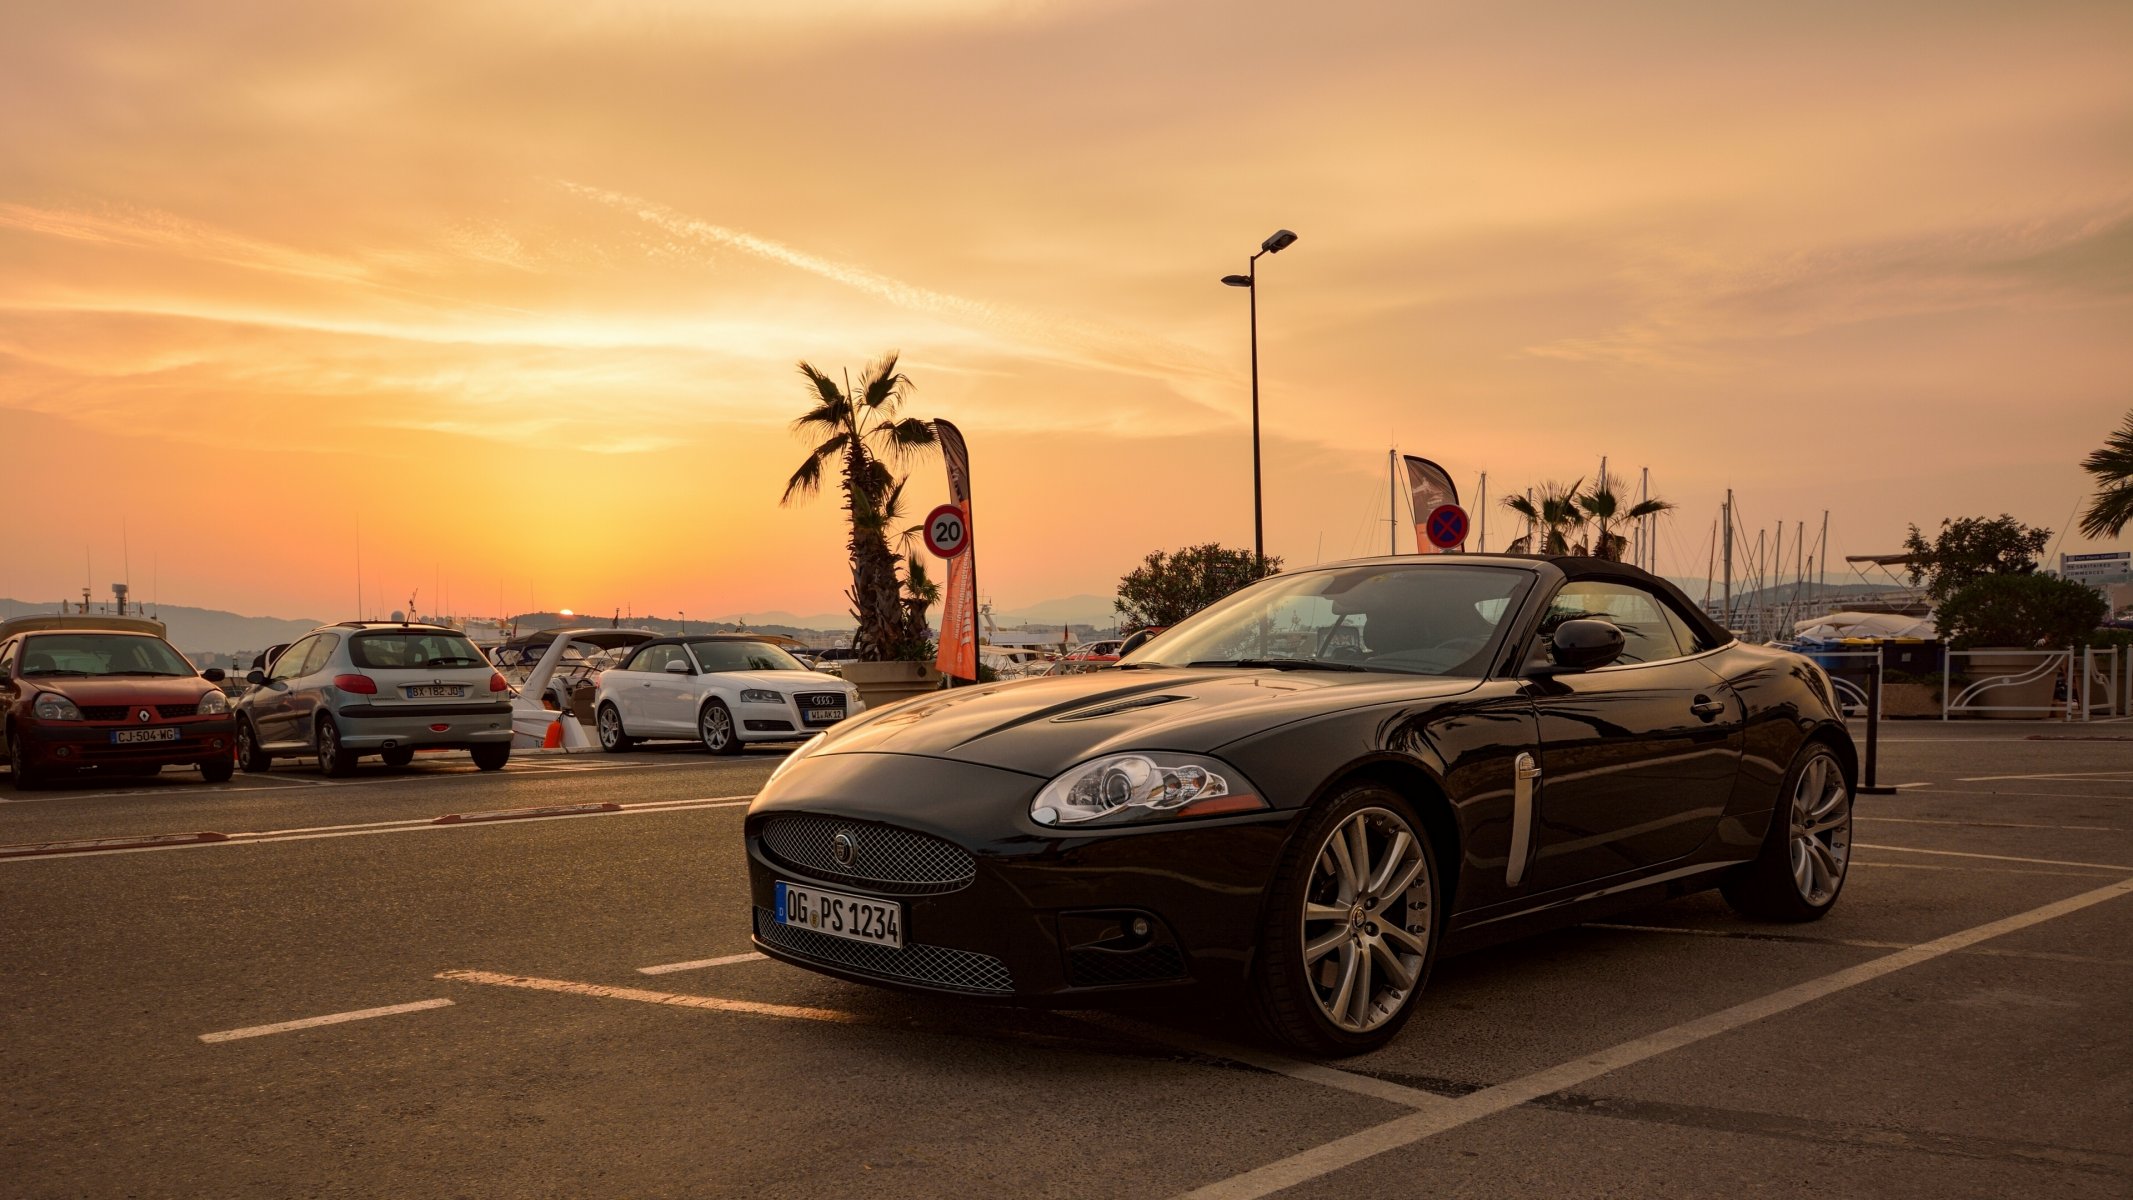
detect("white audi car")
[593,636,863,754]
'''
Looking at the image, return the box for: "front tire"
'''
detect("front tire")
[236,720,272,773]
[470,743,510,772]
[1722,741,1852,922]
[7,729,45,791]
[1251,784,1442,1056]
[596,703,633,752]
[698,700,739,756]
[316,717,357,778]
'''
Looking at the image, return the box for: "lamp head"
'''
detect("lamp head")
[1260,229,1298,254]
[1220,274,1253,288]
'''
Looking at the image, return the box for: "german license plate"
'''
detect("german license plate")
[112,727,179,744]
[407,685,467,699]
[775,881,901,949]
[805,708,845,724]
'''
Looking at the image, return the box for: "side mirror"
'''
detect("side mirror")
[1546,619,1625,673]
[663,659,692,674]
[246,669,267,686]
[202,667,226,683]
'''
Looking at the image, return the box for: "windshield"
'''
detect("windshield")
[1121,564,1532,677]
[19,633,195,678]
[350,632,489,670]
[688,640,807,673]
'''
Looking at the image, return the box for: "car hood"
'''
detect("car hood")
[23,677,216,705]
[715,670,852,693]
[817,668,1480,777]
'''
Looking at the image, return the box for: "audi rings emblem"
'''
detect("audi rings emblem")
[138,708,154,723]
[830,830,858,868]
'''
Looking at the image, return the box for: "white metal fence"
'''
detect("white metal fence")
[1940,646,2126,721]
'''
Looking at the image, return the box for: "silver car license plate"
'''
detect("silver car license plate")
[407,685,467,699]
[111,727,179,744]
[775,881,902,949]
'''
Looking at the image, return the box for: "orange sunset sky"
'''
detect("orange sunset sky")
[4,0,2129,624]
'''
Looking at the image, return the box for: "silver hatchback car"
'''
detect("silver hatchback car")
[234,622,513,775]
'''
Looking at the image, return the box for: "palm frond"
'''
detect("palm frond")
[2079,481,2133,539]
[858,353,910,411]
[780,451,827,506]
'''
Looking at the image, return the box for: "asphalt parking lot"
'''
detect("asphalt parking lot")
[4,724,2130,1198]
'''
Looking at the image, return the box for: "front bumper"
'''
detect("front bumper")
[21,717,239,768]
[744,750,1294,1003]
[334,701,514,750]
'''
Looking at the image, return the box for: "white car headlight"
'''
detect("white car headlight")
[848,693,866,713]
[197,690,231,716]
[1031,752,1267,828]
[740,689,783,705]
[33,692,83,721]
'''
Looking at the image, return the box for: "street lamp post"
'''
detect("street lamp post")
[1222,228,1297,571]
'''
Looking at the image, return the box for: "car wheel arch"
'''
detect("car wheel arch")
[1288,756,1464,919]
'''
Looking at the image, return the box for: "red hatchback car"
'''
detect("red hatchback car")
[0,616,238,788]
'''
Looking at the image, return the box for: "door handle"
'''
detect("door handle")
[1691,696,1727,720]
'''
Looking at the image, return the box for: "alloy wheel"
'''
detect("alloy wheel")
[598,707,622,749]
[1789,752,1851,906]
[1299,806,1432,1034]
[700,704,733,752]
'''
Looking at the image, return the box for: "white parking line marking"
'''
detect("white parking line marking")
[1176,875,2133,1200]
[199,998,453,1043]
[1856,860,2125,878]
[1957,770,2133,782]
[1587,922,2133,966]
[436,970,856,1023]
[0,798,754,862]
[637,952,767,975]
[1856,815,2126,833]
[1854,843,2133,871]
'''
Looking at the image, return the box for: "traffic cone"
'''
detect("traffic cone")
[543,720,563,749]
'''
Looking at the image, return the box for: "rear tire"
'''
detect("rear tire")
[7,729,44,791]
[316,717,357,777]
[596,703,633,752]
[470,743,510,772]
[698,700,739,756]
[199,757,235,784]
[382,746,415,768]
[237,720,272,773]
[1722,742,1852,922]
[1250,784,1442,1057]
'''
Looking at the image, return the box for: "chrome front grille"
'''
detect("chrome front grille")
[759,815,976,896]
[754,907,1012,994]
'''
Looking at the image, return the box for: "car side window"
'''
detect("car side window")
[629,645,678,673]
[270,636,316,682]
[1540,581,1686,665]
[0,639,15,680]
[301,634,340,677]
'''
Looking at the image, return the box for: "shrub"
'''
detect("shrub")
[1937,574,2107,650]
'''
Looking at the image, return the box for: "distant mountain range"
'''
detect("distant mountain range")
[1,599,325,657]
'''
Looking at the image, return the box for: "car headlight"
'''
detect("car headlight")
[197,690,231,716]
[768,732,826,784]
[739,689,783,705]
[1031,752,1268,827]
[848,694,866,713]
[32,693,83,721]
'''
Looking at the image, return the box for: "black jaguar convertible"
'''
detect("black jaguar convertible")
[745,555,1854,1054]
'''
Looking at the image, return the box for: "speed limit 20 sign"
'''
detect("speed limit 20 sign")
[923,503,971,558]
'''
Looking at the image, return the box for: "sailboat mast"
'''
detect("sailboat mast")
[1722,490,1733,632]
[1388,449,1398,555]
[1477,471,1488,553]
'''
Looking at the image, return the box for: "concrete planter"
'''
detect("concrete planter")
[1956,648,2061,719]
[840,660,943,711]
[1880,682,1943,719]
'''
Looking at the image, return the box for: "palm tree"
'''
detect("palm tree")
[1578,475,1676,562]
[2078,409,2133,539]
[780,354,938,659]
[1501,480,1587,555]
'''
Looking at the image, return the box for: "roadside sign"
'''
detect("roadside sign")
[923,503,971,558]
[1425,504,1469,550]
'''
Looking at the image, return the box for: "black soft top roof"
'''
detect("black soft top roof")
[1304,553,1732,648]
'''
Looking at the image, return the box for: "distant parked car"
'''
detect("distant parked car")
[233,622,514,776]
[594,636,863,755]
[1047,638,1126,676]
[0,615,238,788]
